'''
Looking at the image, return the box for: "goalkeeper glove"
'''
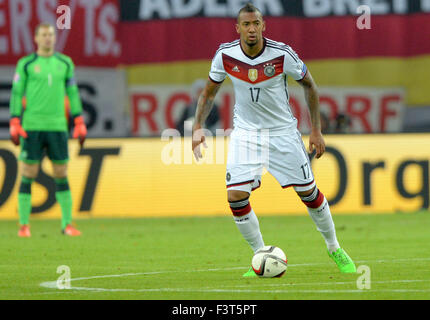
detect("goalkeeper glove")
[72,115,87,147]
[9,117,27,146]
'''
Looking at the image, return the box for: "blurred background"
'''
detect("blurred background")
[0,0,429,219]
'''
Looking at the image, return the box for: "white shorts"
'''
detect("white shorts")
[226,127,315,194]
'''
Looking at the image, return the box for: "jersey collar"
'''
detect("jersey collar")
[240,37,266,60]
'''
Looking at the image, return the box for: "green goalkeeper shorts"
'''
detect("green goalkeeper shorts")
[19,131,69,164]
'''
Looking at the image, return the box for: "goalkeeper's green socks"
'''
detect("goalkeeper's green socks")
[18,176,34,225]
[18,177,74,230]
[55,178,73,230]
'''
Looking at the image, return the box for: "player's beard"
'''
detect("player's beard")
[244,34,260,47]
[245,38,258,47]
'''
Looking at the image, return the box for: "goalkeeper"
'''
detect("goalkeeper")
[9,23,87,237]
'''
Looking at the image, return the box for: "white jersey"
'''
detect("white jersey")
[209,38,307,133]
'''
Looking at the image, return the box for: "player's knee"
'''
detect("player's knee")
[228,190,252,217]
[298,186,325,209]
[227,190,249,202]
[52,164,68,179]
[21,163,39,179]
[296,186,316,198]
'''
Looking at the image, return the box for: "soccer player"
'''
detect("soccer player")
[192,3,356,276]
[9,23,87,237]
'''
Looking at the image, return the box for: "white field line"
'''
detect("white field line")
[39,257,430,294]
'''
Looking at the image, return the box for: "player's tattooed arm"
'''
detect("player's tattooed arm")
[193,79,222,129]
[298,71,320,131]
[297,71,326,159]
[192,79,222,160]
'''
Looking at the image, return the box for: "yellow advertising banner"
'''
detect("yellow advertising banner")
[0,134,428,220]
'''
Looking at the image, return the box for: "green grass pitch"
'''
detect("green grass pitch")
[0,212,429,300]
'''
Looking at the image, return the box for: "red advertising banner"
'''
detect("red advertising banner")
[119,14,430,64]
[1,0,429,66]
[0,0,121,66]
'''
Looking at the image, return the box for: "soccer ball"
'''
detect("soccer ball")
[251,246,288,278]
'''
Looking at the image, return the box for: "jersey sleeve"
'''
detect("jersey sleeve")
[208,50,226,83]
[283,46,307,81]
[65,57,83,117]
[9,58,27,117]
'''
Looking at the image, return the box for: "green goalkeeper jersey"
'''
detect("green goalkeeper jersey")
[10,52,83,131]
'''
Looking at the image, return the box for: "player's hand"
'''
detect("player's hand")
[309,129,325,159]
[9,117,27,146]
[72,115,87,147]
[192,123,207,161]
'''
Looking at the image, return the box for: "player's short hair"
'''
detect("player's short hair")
[35,22,55,36]
[237,3,262,22]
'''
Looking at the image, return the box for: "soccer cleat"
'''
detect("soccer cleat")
[18,225,31,238]
[243,267,258,278]
[328,248,356,273]
[62,224,82,236]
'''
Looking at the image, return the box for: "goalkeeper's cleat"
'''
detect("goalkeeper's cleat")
[328,248,356,273]
[243,267,258,278]
[18,225,31,238]
[62,224,82,236]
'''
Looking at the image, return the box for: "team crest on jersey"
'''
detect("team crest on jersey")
[248,69,258,82]
[34,65,41,73]
[263,63,276,77]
